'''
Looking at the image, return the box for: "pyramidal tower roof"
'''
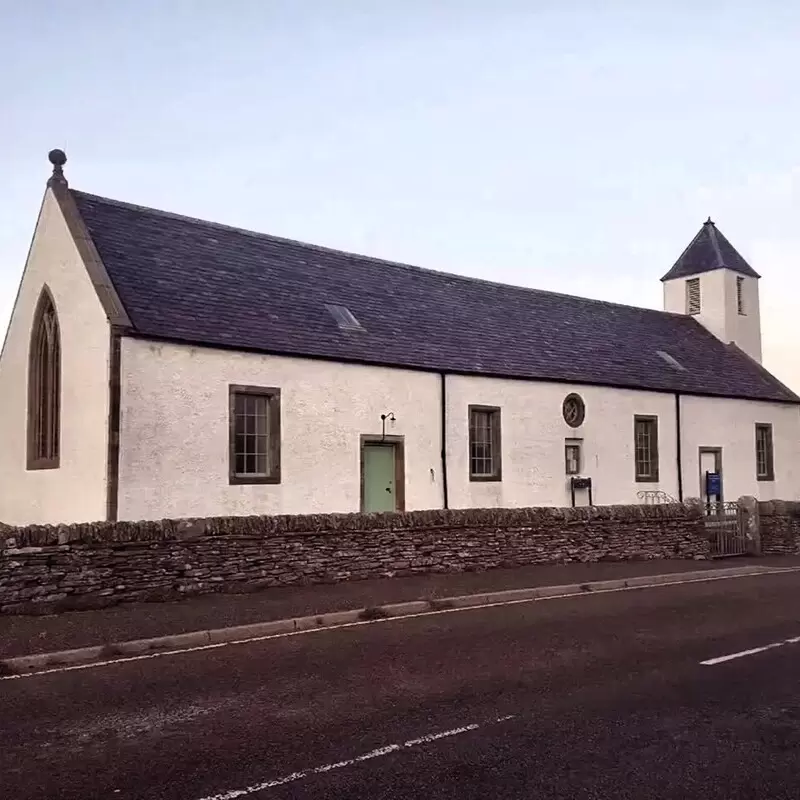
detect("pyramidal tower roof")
[661,218,761,281]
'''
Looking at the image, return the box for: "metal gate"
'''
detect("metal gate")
[706,502,748,558]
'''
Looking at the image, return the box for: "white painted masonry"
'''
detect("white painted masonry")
[117,339,800,521]
[445,376,679,508]
[679,394,799,502]
[118,338,443,520]
[0,189,110,525]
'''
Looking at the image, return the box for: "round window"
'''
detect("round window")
[562,393,586,428]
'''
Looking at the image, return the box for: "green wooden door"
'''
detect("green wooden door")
[363,444,397,512]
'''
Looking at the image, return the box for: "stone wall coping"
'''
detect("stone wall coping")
[758,500,800,517]
[0,502,701,550]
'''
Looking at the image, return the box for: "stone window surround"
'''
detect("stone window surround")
[634,415,659,483]
[565,438,582,475]
[468,404,502,482]
[755,422,774,482]
[562,393,586,428]
[228,384,281,485]
[27,286,61,471]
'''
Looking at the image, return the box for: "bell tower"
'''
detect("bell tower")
[661,218,762,363]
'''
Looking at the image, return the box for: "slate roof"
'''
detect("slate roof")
[661,219,761,281]
[70,190,797,403]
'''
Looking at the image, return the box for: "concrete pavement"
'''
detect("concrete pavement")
[2,570,800,799]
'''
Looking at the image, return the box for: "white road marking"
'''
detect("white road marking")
[701,635,800,665]
[2,567,797,682]
[404,722,480,746]
[194,715,514,800]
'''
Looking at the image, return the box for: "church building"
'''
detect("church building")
[0,151,797,525]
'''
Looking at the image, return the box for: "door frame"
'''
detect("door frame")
[698,446,723,507]
[360,434,406,512]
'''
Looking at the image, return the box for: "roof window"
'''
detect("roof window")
[325,304,364,331]
[656,350,686,372]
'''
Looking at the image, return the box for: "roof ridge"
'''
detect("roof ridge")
[71,188,681,320]
[713,225,761,278]
[660,225,705,282]
[706,222,726,268]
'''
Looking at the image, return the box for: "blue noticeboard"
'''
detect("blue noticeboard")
[706,471,722,496]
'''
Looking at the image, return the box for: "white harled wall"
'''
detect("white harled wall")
[445,375,679,508]
[117,339,800,521]
[0,189,110,525]
[117,339,444,520]
[679,395,799,502]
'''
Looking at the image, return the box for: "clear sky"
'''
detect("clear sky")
[1,1,798,390]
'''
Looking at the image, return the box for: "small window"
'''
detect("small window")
[469,405,501,481]
[565,439,582,475]
[27,288,61,470]
[755,423,774,481]
[686,278,701,315]
[634,416,659,482]
[325,304,363,331]
[229,385,281,484]
[562,393,586,427]
[736,276,746,315]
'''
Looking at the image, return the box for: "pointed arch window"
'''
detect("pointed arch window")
[27,288,61,469]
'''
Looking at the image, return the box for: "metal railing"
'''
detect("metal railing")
[637,490,677,505]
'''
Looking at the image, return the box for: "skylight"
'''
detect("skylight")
[325,304,364,331]
[656,350,686,372]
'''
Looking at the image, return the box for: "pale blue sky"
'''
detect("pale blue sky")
[2,1,798,389]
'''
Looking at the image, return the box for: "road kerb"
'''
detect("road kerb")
[0,564,789,675]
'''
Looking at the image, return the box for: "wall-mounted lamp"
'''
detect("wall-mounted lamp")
[380,412,396,441]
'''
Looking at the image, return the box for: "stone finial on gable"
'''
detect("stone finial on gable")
[47,149,68,188]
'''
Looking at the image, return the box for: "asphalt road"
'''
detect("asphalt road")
[2,571,800,799]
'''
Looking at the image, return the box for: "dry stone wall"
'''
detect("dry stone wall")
[0,504,708,615]
[759,500,800,555]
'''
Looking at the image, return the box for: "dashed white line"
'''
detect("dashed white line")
[404,722,480,746]
[701,635,800,665]
[3,568,798,682]
[195,715,515,800]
